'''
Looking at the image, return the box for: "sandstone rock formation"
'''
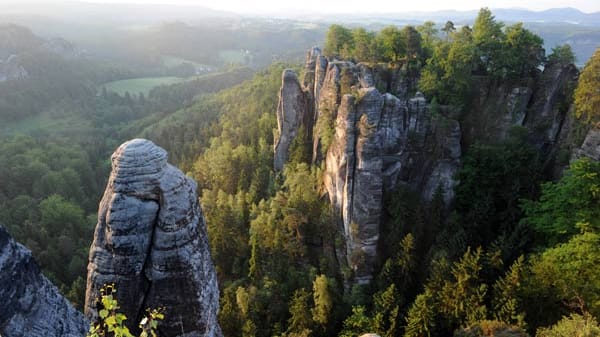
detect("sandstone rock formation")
[0,225,88,337]
[276,49,461,283]
[274,70,310,171]
[573,128,600,161]
[274,47,579,283]
[323,89,460,283]
[0,55,28,82]
[85,139,222,337]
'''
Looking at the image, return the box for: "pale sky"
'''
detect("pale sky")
[81,0,600,14]
[4,0,600,14]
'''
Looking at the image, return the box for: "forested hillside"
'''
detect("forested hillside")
[1,6,600,337]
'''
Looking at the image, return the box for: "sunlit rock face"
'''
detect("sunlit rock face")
[0,225,88,337]
[276,49,460,283]
[323,89,460,283]
[85,139,222,337]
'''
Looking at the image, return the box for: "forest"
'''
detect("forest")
[1,5,600,337]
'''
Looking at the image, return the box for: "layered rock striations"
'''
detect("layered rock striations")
[85,139,221,337]
[276,48,461,283]
[0,225,88,337]
[274,46,581,283]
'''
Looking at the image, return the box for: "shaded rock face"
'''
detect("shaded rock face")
[274,70,310,171]
[463,63,578,155]
[0,225,88,337]
[85,139,221,337]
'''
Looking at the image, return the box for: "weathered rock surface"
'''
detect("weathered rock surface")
[276,49,461,283]
[573,128,600,161]
[0,55,28,82]
[274,70,310,171]
[85,139,222,337]
[323,89,460,282]
[0,225,88,337]
[275,47,578,284]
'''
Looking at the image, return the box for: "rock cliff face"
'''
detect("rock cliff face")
[274,70,311,171]
[276,48,460,283]
[462,62,578,156]
[275,47,580,283]
[85,139,222,337]
[0,225,88,337]
[0,55,28,82]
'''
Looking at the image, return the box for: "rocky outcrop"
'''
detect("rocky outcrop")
[0,55,28,82]
[462,62,578,155]
[0,225,88,337]
[85,139,222,337]
[275,47,578,284]
[276,49,461,283]
[274,70,310,171]
[323,89,460,283]
[573,128,600,161]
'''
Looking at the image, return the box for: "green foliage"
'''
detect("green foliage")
[287,289,315,334]
[536,314,600,337]
[522,232,600,325]
[339,306,373,337]
[324,25,354,58]
[574,47,600,125]
[323,23,422,64]
[454,129,541,248]
[404,289,437,337]
[547,44,575,65]
[472,8,505,75]
[87,285,164,337]
[454,320,529,337]
[312,275,333,326]
[491,256,526,327]
[378,26,406,62]
[501,23,544,79]
[521,158,600,244]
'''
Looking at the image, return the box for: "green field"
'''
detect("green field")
[102,77,186,96]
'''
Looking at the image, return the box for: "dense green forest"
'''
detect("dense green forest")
[1,6,600,337]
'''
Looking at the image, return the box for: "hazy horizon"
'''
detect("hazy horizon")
[3,0,600,15]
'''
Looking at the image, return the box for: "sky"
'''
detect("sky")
[81,0,600,14]
[4,0,600,14]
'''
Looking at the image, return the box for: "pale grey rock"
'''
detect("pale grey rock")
[0,55,28,82]
[85,139,221,337]
[274,70,310,171]
[324,88,461,283]
[0,225,88,337]
[573,128,600,161]
[282,48,461,283]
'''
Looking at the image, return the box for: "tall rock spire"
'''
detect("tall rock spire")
[85,139,222,337]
